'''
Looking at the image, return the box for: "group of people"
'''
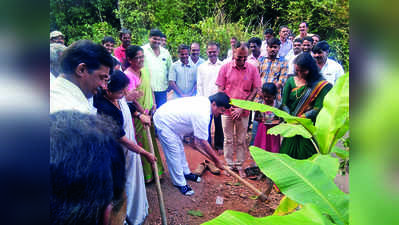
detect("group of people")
[49,21,345,225]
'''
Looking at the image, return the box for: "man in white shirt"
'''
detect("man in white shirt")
[278,25,293,60]
[260,28,274,57]
[50,40,113,114]
[153,93,229,196]
[312,41,344,85]
[286,38,303,74]
[197,42,224,151]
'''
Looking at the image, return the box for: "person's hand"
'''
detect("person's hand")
[139,114,151,126]
[126,89,143,101]
[144,152,157,164]
[231,108,243,120]
[215,159,225,170]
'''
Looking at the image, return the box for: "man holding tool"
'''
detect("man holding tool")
[153,92,230,196]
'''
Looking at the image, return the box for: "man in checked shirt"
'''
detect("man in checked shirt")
[258,37,289,106]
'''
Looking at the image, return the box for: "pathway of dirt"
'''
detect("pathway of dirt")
[143,139,283,225]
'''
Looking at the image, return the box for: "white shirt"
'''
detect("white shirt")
[287,52,299,75]
[153,96,211,140]
[260,40,268,57]
[50,76,93,114]
[320,58,345,85]
[197,59,223,98]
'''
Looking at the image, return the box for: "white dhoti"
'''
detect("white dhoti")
[155,119,191,187]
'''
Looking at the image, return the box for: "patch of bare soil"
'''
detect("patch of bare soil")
[143,139,283,225]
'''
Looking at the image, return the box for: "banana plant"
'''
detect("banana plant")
[231,73,349,155]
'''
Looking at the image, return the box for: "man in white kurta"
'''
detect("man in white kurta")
[153,93,229,195]
[196,42,224,150]
[50,40,113,114]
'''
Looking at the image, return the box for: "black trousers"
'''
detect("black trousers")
[208,114,224,149]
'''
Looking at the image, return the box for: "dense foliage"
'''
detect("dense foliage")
[50,0,348,67]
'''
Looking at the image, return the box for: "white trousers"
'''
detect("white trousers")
[155,122,191,187]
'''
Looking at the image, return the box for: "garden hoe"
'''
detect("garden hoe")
[193,146,272,202]
[145,126,167,225]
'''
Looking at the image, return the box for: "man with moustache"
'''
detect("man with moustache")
[197,42,225,152]
[296,22,314,39]
[142,29,172,108]
[50,40,113,114]
[114,28,131,70]
[301,36,314,53]
[260,28,274,57]
[169,44,197,98]
[216,41,261,177]
[286,38,304,74]
[278,25,293,60]
[247,37,262,68]
[312,41,344,85]
[189,42,205,69]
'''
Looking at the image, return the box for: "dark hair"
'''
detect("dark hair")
[50,111,126,225]
[234,41,248,49]
[231,36,238,41]
[126,45,144,60]
[248,37,262,47]
[119,28,131,38]
[264,28,274,35]
[267,37,281,46]
[112,57,121,68]
[312,34,321,40]
[60,40,113,76]
[160,33,166,38]
[107,70,130,93]
[293,38,303,44]
[293,53,322,86]
[312,40,329,53]
[209,92,231,109]
[300,22,309,28]
[303,36,314,43]
[102,36,115,45]
[279,25,289,32]
[262,82,278,96]
[149,29,163,37]
[178,44,190,52]
[207,41,220,49]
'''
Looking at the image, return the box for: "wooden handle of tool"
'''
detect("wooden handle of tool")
[192,144,268,201]
[145,126,168,225]
[223,166,267,201]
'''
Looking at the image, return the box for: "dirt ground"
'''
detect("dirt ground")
[143,137,283,225]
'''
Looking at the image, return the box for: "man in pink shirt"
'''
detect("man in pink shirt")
[114,28,131,70]
[216,41,261,177]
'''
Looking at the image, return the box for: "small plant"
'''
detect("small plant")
[204,74,349,225]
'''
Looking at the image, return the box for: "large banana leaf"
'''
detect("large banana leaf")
[231,99,316,134]
[268,123,312,139]
[273,196,299,216]
[314,73,349,154]
[331,146,349,160]
[309,154,340,180]
[202,204,335,225]
[250,146,349,225]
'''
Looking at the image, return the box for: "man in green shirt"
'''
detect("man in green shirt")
[142,29,172,108]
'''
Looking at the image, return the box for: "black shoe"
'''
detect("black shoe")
[175,185,195,196]
[184,173,202,182]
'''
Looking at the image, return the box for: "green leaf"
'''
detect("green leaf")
[273,196,299,216]
[314,73,349,154]
[331,147,349,160]
[231,99,316,135]
[202,204,335,225]
[309,154,340,180]
[268,123,312,139]
[233,182,241,186]
[188,210,204,217]
[250,146,348,225]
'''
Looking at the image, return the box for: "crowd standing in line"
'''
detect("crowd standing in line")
[50,20,346,224]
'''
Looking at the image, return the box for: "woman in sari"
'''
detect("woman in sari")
[94,70,156,225]
[279,53,332,159]
[125,45,164,183]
